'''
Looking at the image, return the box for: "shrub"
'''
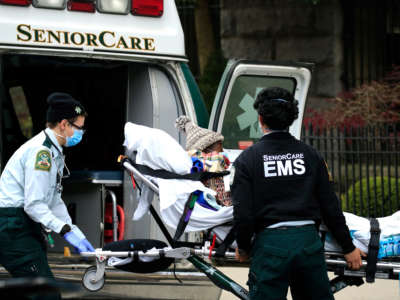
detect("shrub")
[341,176,400,217]
[303,65,400,130]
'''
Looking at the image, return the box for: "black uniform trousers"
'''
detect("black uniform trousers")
[0,208,61,300]
[248,225,334,300]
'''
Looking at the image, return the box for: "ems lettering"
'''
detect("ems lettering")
[264,161,277,177]
[293,159,306,175]
[277,160,293,176]
[264,159,305,177]
[263,153,304,162]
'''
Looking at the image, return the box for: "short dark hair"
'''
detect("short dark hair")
[253,87,299,130]
[46,115,86,129]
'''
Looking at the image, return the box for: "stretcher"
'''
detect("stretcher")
[80,158,400,299]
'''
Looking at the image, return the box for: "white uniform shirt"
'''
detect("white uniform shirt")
[0,128,72,233]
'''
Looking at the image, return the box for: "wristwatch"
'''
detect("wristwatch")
[60,224,71,236]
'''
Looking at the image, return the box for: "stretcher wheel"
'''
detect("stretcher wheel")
[82,266,105,292]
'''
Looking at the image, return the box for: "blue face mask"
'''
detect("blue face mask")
[65,129,84,147]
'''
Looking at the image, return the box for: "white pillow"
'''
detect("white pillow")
[123,122,192,174]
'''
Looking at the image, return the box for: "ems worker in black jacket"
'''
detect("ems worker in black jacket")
[232,87,365,300]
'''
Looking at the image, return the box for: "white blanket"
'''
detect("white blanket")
[123,122,233,231]
[322,211,400,256]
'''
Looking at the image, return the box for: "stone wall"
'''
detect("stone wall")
[220,0,344,107]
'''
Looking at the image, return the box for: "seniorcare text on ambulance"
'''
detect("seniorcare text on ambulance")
[16,24,156,51]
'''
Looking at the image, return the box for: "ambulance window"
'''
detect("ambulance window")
[9,86,33,139]
[221,75,296,149]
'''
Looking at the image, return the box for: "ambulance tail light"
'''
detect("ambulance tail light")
[97,0,129,15]
[131,0,163,17]
[67,0,95,12]
[238,141,254,150]
[33,0,66,9]
[0,0,31,6]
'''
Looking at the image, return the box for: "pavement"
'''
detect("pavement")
[0,254,222,300]
[217,267,399,300]
[0,253,398,299]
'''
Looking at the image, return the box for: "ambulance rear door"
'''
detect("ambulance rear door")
[0,56,3,170]
[209,59,313,154]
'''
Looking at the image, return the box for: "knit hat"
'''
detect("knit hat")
[175,116,224,151]
[46,92,86,123]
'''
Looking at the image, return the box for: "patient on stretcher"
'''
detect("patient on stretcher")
[122,121,399,260]
[175,116,232,207]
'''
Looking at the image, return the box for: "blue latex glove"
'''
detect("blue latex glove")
[64,227,95,253]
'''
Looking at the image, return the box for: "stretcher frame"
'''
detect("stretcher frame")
[80,159,400,298]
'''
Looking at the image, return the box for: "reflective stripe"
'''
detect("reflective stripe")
[267,220,315,229]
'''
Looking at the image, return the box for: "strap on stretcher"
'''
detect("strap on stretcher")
[125,158,229,182]
[214,225,237,258]
[322,219,381,283]
[173,192,197,241]
[366,218,381,283]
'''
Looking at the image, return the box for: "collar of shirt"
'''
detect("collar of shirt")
[263,130,287,136]
[44,128,63,158]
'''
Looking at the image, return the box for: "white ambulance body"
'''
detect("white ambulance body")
[0,0,312,251]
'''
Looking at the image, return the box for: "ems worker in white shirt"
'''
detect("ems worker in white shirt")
[0,92,94,300]
[232,87,365,300]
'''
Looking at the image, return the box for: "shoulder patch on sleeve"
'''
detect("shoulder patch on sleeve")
[35,150,52,171]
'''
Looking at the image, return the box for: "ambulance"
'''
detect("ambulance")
[0,0,312,251]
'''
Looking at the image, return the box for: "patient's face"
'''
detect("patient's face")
[204,141,223,153]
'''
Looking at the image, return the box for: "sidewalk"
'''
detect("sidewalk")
[217,267,399,300]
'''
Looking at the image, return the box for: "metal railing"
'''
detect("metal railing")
[301,124,400,217]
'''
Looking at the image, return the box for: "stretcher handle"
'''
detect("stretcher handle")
[81,248,237,260]
[81,247,192,259]
[121,159,159,194]
[325,257,400,271]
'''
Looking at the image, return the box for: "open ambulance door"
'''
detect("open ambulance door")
[0,56,3,171]
[209,59,313,154]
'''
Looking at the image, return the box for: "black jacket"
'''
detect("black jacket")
[231,131,355,254]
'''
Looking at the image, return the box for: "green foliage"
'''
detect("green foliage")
[304,66,400,129]
[198,50,227,112]
[341,176,400,217]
